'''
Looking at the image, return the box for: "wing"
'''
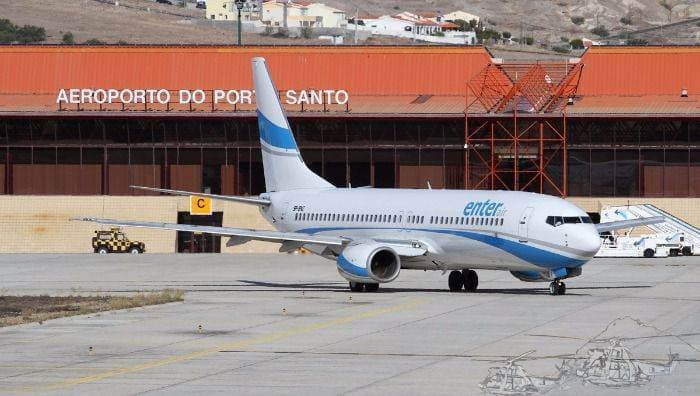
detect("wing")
[595,216,665,233]
[76,217,346,246]
[129,186,270,206]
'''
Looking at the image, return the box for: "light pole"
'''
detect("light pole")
[234,0,247,45]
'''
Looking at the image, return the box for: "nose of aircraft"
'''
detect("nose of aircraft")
[576,226,602,257]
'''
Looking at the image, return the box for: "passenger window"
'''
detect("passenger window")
[500,218,504,226]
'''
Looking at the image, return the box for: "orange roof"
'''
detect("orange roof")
[567,94,699,115]
[2,45,700,117]
[416,11,439,18]
[0,45,491,113]
[440,22,460,29]
[577,46,700,96]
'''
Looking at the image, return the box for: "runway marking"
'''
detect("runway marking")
[13,298,425,392]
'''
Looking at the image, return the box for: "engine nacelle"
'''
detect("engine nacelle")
[337,241,401,283]
[510,267,582,282]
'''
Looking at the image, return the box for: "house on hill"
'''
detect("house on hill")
[443,10,481,24]
[262,1,347,28]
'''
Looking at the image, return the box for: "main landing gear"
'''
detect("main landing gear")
[349,282,379,292]
[549,280,566,296]
[448,270,479,292]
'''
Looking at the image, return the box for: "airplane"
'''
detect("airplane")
[78,57,663,296]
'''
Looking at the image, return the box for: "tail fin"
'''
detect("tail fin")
[252,57,333,192]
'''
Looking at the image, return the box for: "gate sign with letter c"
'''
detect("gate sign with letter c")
[190,196,212,215]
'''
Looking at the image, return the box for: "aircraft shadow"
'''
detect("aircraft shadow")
[235,280,650,295]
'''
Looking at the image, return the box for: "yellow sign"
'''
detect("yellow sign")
[190,196,212,216]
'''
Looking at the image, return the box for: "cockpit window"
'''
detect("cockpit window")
[546,216,591,227]
[546,216,563,226]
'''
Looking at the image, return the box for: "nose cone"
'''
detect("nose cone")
[576,226,601,258]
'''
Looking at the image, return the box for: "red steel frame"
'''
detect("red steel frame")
[465,114,567,196]
[464,61,581,197]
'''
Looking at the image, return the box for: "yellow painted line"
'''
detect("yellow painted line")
[12,298,425,392]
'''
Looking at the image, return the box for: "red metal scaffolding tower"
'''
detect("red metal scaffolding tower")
[465,60,584,197]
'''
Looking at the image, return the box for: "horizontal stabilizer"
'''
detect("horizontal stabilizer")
[130,186,270,206]
[75,217,345,246]
[596,216,665,233]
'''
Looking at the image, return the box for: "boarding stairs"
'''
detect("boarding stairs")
[601,204,700,255]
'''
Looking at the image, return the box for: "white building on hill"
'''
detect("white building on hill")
[206,0,346,28]
[443,10,481,23]
[262,1,347,28]
[356,12,476,45]
[206,0,263,21]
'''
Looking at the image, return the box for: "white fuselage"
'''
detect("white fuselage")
[259,188,601,274]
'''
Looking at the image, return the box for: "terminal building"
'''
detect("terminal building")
[0,45,698,253]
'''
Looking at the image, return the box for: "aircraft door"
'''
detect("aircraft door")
[518,207,534,242]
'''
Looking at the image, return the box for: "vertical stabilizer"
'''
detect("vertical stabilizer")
[252,57,333,192]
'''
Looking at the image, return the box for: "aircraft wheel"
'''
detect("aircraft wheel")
[349,282,365,292]
[365,283,379,292]
[558,282,566,295]
[463,269,478,292]
[448,271,464,292]
[549,281,560,296]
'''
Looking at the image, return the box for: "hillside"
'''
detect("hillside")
[0,0,325,45]
[329,0,700,44]
[0,0,697,48]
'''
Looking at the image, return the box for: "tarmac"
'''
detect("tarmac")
[0,253,699,395]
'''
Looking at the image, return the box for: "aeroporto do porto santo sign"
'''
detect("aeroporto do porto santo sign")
[55,88,349,106]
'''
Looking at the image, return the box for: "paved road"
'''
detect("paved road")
[0,254,699,395]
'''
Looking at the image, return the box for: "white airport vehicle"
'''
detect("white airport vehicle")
[597,234,681,258]
[601,205,699,256]
[77,58,663,295]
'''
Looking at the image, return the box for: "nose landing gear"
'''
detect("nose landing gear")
[549,280,566,295]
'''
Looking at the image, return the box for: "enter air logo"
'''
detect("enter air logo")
[463,200,506,217]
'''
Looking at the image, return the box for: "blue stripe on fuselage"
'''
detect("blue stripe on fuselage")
[297,226,587,268]
[257,110,298,150]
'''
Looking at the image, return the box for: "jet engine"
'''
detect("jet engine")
[337,241,401,283]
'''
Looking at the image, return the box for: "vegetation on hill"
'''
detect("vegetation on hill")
[0,19,46,44]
